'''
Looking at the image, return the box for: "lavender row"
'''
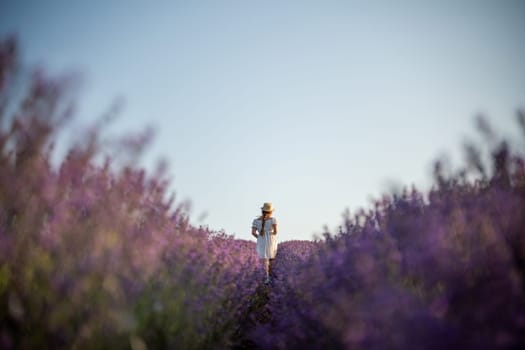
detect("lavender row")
[0,38,262,349]
[251,125,525,349]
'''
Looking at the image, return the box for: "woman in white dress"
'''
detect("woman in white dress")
[251,202,278,284]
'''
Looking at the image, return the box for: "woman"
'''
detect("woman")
[252,202,278,284]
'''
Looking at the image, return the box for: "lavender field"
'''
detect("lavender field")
[1,38,525,349]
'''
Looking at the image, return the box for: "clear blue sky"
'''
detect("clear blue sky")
[1,0,524,241]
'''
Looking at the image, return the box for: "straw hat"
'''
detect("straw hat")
[261,202,274,212]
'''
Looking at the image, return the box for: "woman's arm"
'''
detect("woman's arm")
[272,223,278,235]
[252,226,258,238]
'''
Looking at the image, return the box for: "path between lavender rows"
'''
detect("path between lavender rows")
[230,240,319,349]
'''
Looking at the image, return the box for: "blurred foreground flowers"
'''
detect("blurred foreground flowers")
[249,120,525,349]
[0,38,261,349]
[1,36,525,349]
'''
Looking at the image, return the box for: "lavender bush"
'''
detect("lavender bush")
[250,126,525,349]
[0,38,261,349]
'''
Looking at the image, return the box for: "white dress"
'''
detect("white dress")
[252,216,278,259]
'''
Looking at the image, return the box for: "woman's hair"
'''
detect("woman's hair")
[260,211,272,236]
